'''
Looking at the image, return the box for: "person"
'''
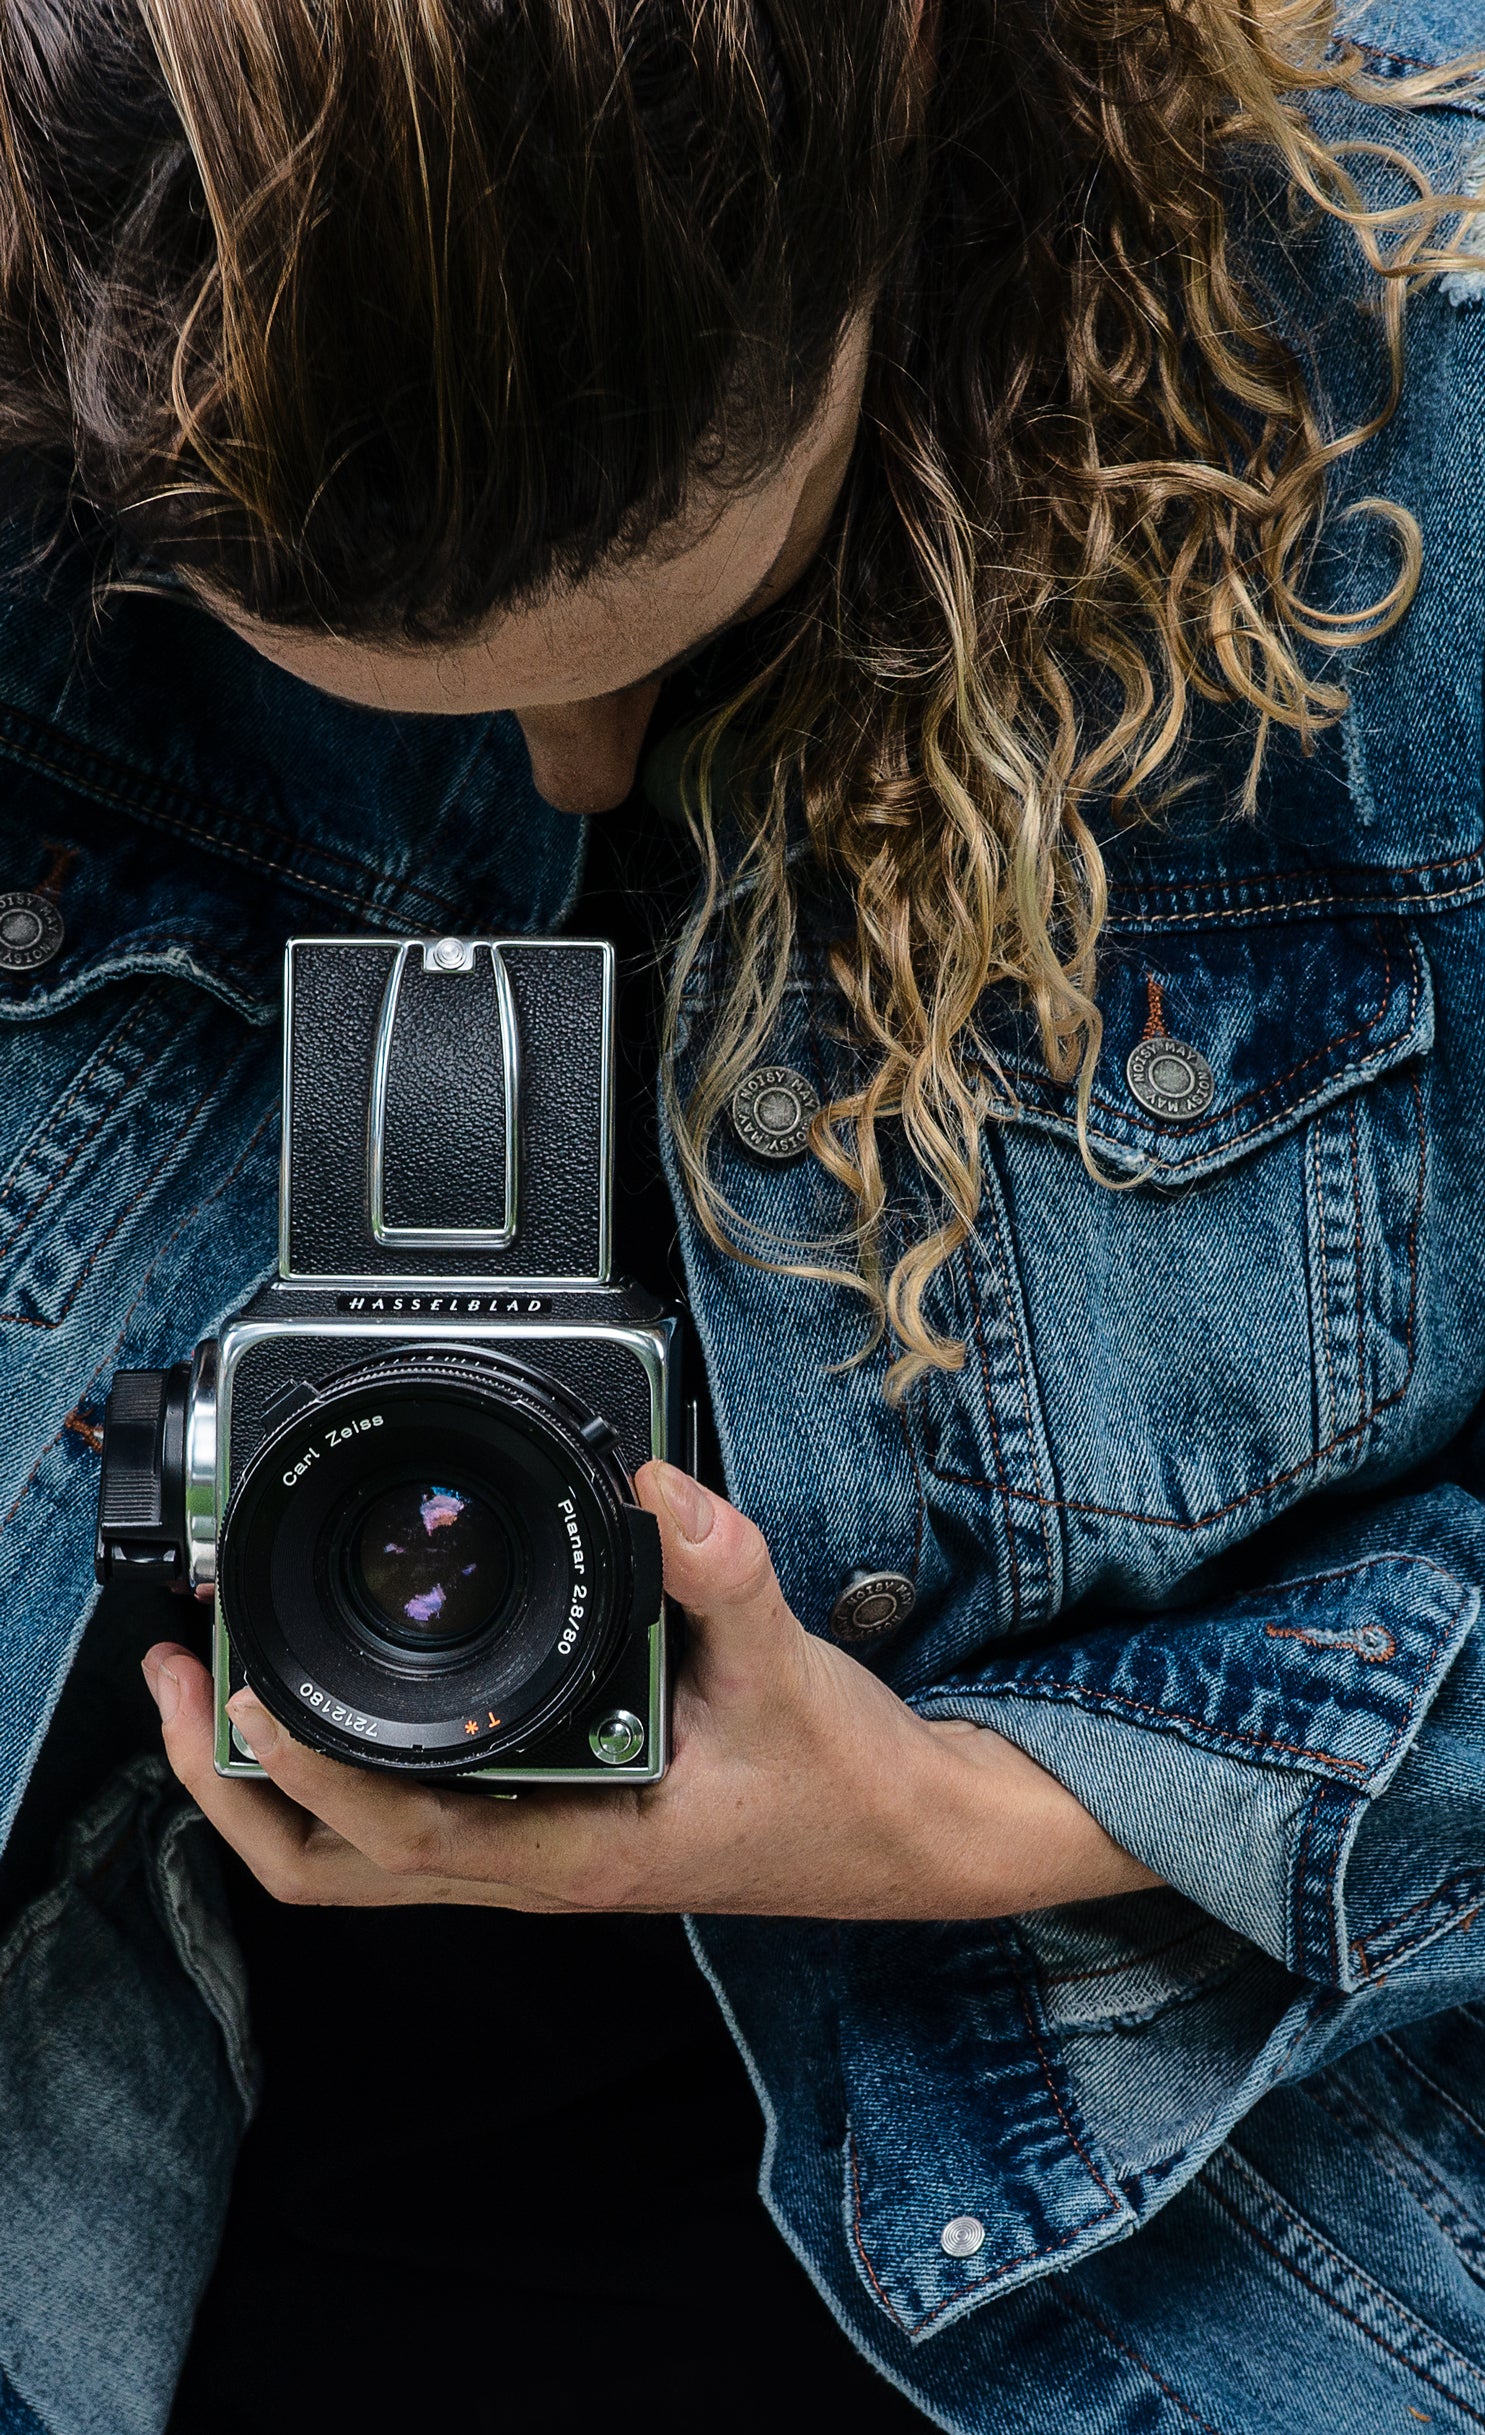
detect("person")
[0,0,1481,2428]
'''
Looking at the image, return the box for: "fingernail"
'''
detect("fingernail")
[142,1657,180,1726]
[653,1462,715,1545]
[228,1694,279,1757]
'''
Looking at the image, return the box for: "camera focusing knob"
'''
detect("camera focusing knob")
[578,1412,619,1451]
[94,1365,191,1584]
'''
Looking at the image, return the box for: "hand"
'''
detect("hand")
[143,1465,1159,1917]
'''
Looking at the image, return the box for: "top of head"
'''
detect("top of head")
[280,936,615,1290]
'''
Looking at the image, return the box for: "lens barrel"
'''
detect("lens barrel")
[219,1350,651,1773]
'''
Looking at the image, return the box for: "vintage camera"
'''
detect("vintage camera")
[94,934,675,1786]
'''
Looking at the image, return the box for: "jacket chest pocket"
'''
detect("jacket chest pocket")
[915,916,1435,1619]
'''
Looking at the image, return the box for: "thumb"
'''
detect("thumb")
[634,1461,800,1688]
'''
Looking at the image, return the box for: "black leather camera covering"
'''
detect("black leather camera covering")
[284,938,610,1281]
[380,951,510,1235]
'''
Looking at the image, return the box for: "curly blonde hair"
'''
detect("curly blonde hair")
[668,0,1484,1395]
[0,0,1477,1393]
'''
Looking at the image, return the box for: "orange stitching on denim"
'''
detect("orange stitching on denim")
[846,2120,1124,2334]
[978,1165,1059,1598]
[846,2135,909,2332]
[964,1584,1466,1775]
[999,1925,1126,2212]
[1202,2154,1485,2425]
[1142,975,1168,1039]
[846,1931,1129,2335]
[983,921,1418,1146]
[1266,1621,1396,1660]
[62,1410,102,1454]
[1352,1872,1485,1979]
[1051,2293,1228,2434]
[0,1105,276,1537]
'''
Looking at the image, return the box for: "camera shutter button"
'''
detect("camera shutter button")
[590,1709,646,1765]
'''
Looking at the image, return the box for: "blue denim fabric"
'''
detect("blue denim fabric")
[1,10,1485,2431]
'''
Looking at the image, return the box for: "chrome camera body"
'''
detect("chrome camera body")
[94,934,676,1788]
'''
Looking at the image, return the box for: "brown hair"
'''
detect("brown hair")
[0,0,1477,1389]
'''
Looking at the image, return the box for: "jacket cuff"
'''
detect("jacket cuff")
[912,1485,1482,1990]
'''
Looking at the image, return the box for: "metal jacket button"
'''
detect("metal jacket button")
[1125,1034,1215,1122]
[829,1569,916,1644]
[0,891,63,973]
[730,1064,820,1162]
[941,2215,986,2258]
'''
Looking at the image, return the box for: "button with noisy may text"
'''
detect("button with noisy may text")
[1125,1034,1215,1122]
[730,1065,821,1163]
[0,891,63,973]
[829,1569,917,1645]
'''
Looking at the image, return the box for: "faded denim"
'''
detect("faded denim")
[3,7,1485,2430]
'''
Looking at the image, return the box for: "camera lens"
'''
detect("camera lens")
[340,1477,515,1653]
[218,1349,660,1775]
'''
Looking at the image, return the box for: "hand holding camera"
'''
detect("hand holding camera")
[105,927,1150,1918]
[143,1456,1152,1918]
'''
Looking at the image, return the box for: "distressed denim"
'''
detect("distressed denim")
[4,7,1485,2431]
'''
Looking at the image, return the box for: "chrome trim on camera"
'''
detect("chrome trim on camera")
[210,1312,673,1784]
[184,1338,218,1597]
[278,936,616,1288]
[367,939,520,1254]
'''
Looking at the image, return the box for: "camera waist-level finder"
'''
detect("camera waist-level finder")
[95,935,675,1787]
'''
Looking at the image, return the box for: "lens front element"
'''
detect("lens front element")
[342,1478,514,1652]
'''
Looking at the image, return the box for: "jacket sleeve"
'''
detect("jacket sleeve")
[911,1480,1485,1996]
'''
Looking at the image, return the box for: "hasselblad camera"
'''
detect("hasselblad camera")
[93,934,675,1786]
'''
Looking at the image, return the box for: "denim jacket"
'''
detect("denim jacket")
[3,13,1485,2434]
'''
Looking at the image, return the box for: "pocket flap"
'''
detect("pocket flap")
[981,917,1432,1183]
[0,817,282,1027]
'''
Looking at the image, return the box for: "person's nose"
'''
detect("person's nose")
[514,679,663,815]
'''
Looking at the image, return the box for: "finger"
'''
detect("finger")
[216,1685,637,1907]
[145,1648,633,1909]
[142,1643,413,1906]
[634,1462,801,1689]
